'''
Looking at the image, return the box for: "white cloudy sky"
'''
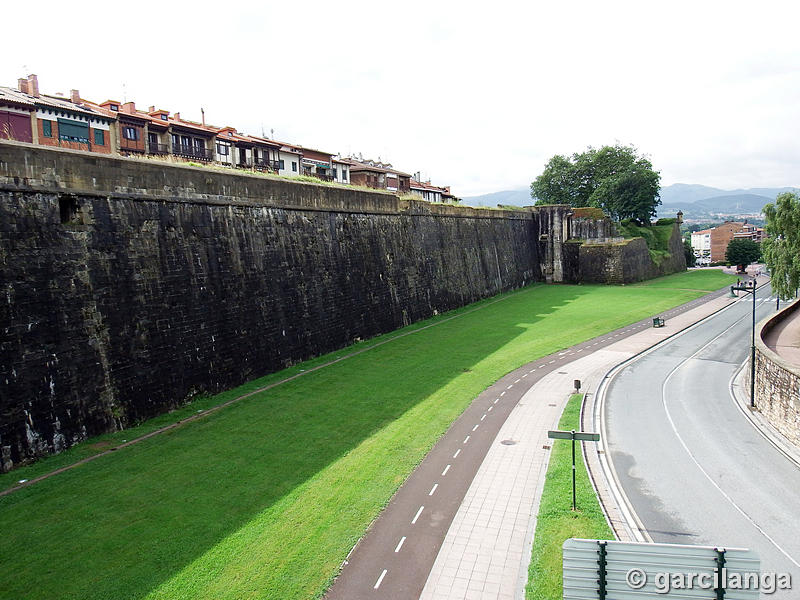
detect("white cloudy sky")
[3,0,799,197]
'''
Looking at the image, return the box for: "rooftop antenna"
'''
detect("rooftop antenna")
[270,128,274,139]
[261,123,265,137]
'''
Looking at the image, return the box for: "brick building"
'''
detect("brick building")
[691,221,766,263]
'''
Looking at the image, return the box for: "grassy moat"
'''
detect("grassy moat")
[0,270,736,600]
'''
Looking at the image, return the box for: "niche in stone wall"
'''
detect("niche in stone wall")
[58,194,90,226]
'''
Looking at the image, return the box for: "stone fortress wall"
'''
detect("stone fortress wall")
[0,141,684,469]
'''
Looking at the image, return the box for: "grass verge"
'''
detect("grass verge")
[0,271,736,600]
[526,394,614,599]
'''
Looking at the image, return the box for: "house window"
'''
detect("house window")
[216,143,229,156]
[57,118,89,143]
[109,105,119,112]
[278,159,285,170]
[122,126,138,141]
[333,168,338,179]
[94,129,105,145]
[160,114,168,121]
[148,132,158,145]
[291,161,297,172]
[42,120,52,137]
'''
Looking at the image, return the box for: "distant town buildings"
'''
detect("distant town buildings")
[691,221,765,264]
[0,74,457,200]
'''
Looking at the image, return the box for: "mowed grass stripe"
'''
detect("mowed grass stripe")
[0,271,736,600]
[526,394,614,599]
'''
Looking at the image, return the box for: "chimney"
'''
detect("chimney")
[122,101,135,114]
[70,89,81,104]
[17,78,29,94]
[173,112,181,121]
[200,108,205,126]
[148,105,155,113]
[27,74,39,98]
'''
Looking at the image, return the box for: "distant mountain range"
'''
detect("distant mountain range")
[462,184,797,220]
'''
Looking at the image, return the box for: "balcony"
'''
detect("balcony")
[121,138,146,153]
[236,159,281,173]
[172,143,214,161]
[149,142,169,155]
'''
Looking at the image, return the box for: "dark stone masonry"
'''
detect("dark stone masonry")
[0,141,683,470]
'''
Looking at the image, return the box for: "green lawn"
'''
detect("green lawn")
[628,268,735,290]
[525,394,614,600]
[0,271,736,600]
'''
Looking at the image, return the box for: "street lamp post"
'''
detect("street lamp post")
[730,280,757,408]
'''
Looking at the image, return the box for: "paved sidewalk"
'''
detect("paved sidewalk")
[763,301,800,365]
[419,290,740,600]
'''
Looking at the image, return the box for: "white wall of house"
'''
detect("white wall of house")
[333,160,349,183]
[411,187,443,202]
[278,150,301,176]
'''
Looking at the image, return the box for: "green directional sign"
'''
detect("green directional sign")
[548,430,600,441]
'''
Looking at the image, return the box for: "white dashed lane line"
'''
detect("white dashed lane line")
[514,378,521,384]
[472,424,479,431]
[394,537,406,553]
[453,449,461,459]
[463,435,470,444]
[487,406,493,412]
[442,464,451,476]
[480,414,486,421]
[411,506,424,524]
[374,569,387,589]
[506,384,513,390]
[493,398,499,404]
[429,484,438,496]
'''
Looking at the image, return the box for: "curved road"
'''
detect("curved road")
[604,283,800,598]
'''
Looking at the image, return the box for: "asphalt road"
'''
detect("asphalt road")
[605,284,800,598]
[325,289,731,600]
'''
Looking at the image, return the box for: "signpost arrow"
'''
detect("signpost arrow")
[548,429,601,510]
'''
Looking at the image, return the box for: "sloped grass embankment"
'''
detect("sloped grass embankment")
[0,270,736,600]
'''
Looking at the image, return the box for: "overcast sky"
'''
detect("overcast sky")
[3,0,799,197]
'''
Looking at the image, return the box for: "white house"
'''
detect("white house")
[691,229,712,265]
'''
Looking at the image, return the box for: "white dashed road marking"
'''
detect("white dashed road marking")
[453,449,461,459]
[463,435,470,444]
[442,464,451,476]
[472,424,479,431]
[412,506,424,524]
[394,537,406,553]
[429,484,438,496]
[375,569,387,589]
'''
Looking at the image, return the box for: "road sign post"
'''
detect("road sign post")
[547,429,600,510]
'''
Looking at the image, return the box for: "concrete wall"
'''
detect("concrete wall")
[750,301,800,448]
[0,141,540,470]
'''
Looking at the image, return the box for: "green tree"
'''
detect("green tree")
[762,191,800,300]
[530,144,661,223]
[725,238,761,269]
[683,239,697,267]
